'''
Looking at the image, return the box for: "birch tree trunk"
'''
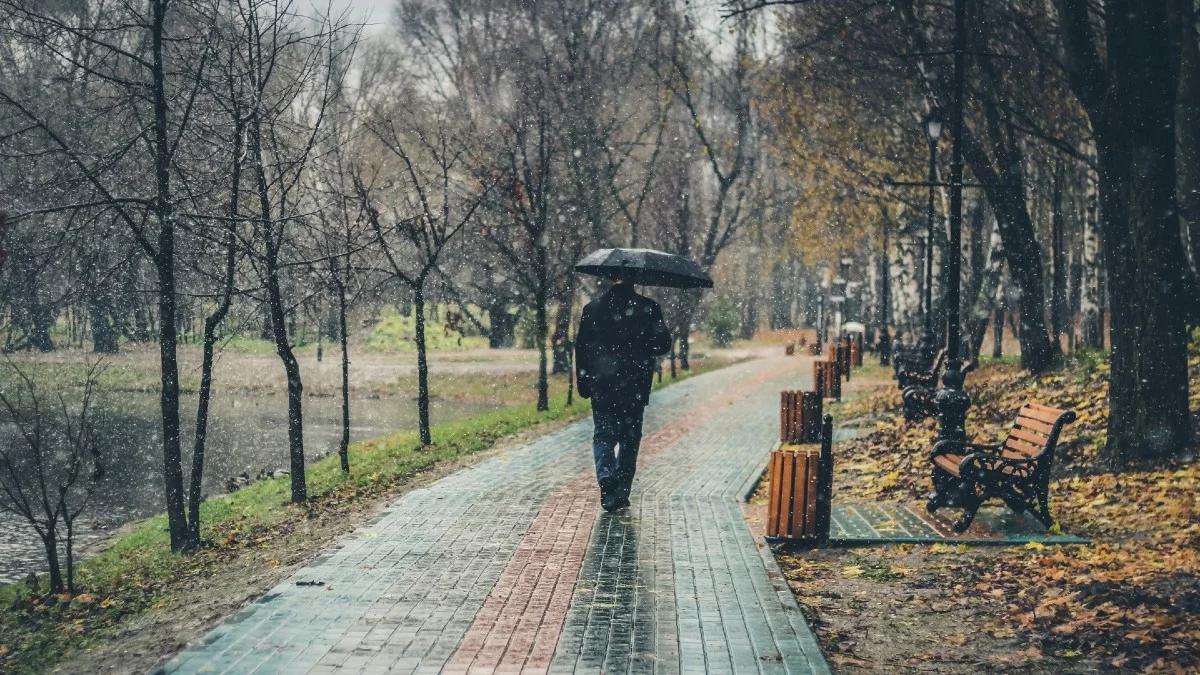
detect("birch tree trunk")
[1079,143,1104,349]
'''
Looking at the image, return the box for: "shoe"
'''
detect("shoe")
[601,491,620,512]
[601,495,630,513]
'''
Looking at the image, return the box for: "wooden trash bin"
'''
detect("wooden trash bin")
[766,415,834,542]
[785,343,796,356]
[849,339,861,368]
[780,390,822,443]
[814,360,841,400]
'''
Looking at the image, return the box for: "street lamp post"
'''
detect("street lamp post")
[934,0,971,446]
[920,113,943,365]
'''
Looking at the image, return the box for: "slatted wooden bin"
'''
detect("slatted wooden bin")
[785,343,796,356]
[780,391,822,443]
[849,338,862,368]
[814,359,841,400]
[766,416,834,543]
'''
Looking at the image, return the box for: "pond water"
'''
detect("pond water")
[0,391,503,584]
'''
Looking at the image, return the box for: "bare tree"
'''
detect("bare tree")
[0,0,217,551]
[356,112,494,444]
[232,0,354,501]
[0,360,104,593]
[655,11,760,367]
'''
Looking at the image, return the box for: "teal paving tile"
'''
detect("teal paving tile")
[828,502,1090,545]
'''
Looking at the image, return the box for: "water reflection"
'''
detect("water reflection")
[0,391,502,583]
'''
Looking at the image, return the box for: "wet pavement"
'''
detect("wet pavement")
[159,355,829,674]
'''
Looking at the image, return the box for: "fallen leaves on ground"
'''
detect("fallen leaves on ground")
[791,343,1200,671]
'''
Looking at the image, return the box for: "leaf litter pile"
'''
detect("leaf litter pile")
[774,344,1199,672]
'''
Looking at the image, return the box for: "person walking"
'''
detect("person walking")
[575,278,672,512]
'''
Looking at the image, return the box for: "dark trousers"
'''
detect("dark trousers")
[590,395,646,500]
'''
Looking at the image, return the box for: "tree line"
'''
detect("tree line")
[0,0,805,586]
[737,0,1197,469]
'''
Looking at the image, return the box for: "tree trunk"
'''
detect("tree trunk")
[259,301,273,341]
[740,284,759,340]
[267,271,306,501]
[550,282,573,375]
[992,306,1004,358]
[1080,153,1104,349]
[337,275,351,473]
[965,220,1005,359]
[1092,4,1192,466]
[1068,233,1082,352]
[770,261,791,329]
[18,257,55,352]
[251,110,306,501]
[89,285,120,354]
[954,125,1059,372]
[153,214,186,552]
[1177,1,1200,278]
[186,136,241,548]
[187,319,219,547]
[129,258,150,342]
[1051,163,1068,351]
[413,284,433,445]
[41,527,63,594]
[534,243,549,411]
[151,0,187,549]
[63,516,75,593]
[980,181,1059,372]
[488,302,516,348]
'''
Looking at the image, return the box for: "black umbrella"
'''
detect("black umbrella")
[574,248,714,289]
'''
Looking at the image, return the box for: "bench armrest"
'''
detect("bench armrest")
[959,450,1041,480]
[930,439,1000,460]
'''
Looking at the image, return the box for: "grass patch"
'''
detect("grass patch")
[366,309,488,353]
[0,356,730,674]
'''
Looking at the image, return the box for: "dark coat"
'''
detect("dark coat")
[575,284,672,405]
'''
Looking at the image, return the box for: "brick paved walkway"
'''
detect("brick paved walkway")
[159,355,828,675]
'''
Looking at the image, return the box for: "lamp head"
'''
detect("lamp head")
[924,114,943,141]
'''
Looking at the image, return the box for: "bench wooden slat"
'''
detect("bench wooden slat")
[1009,426,1049,447]
[1026,402,1069,416]
[1019,404,1066,425]
[1004,436,1043,459]
[1014,415,1056,435]
[934,453,962,476]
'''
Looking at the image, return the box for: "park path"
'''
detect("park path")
[159,354,829,675]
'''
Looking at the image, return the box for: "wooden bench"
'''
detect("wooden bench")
[896,347,945,390]
[928,403,1077,532]
[902,357,975,423]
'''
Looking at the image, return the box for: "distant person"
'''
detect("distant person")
[575,278,672,512]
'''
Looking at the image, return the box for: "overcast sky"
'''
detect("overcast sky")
[310,0,389,31]
[305,0,750,43]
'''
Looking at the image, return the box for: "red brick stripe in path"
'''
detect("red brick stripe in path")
[444,367,784,675]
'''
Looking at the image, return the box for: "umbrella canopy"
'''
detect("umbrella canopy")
[842,321,866,334]
[574,248,714,289]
